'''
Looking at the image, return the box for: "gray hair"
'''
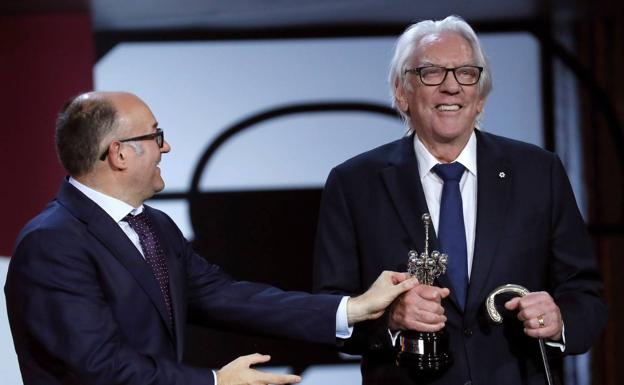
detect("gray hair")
[55,95,119,176]
[388,15,493,128]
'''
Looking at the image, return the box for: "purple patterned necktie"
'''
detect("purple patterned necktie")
[124,212,173,324]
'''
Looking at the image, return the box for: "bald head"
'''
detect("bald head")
[55,92,144,176]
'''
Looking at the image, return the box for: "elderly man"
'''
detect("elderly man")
[313,15,607,384]
[5,91,417,385]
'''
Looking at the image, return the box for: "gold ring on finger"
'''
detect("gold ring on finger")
[537,314,545,328]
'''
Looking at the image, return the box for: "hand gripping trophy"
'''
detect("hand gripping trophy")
[397,213,452,371]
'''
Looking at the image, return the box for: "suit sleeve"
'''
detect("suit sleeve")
[548,155,608,354]
[313,167,395,355]
[5,229,213,385]
[159,214,342,346]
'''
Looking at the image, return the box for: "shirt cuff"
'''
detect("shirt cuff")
[335,296,353,339]
[545,323,566,352]
[212,370,218,385]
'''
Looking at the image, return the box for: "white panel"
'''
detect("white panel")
[299,363,361,385]
[0,257,22,385]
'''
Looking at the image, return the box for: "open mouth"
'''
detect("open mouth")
[435,104,461,111]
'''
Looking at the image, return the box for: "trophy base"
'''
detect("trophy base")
[396,330,453,372]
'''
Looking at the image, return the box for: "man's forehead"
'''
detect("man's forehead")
[413,32,474,64]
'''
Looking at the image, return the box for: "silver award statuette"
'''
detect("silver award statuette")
[397,213,452,372]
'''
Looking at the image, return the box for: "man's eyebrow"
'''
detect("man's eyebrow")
[416,60,478,67]
[153,122,158,129]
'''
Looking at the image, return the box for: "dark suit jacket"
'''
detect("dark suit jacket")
[5,180,341,385]
[313,130,607,385]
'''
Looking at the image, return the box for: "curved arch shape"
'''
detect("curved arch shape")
[188,101,401,197]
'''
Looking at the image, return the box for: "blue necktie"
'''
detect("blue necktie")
[432,162,468,310]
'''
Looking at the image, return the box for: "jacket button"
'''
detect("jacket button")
[371,342,381,350]
[463,328,472,337]
[464,381,472,385]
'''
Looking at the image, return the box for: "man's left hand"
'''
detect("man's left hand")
[504,291,563,341]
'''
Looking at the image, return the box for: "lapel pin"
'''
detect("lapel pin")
[498,171,506,179]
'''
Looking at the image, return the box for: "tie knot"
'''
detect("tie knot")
[123,211,150,230]
[433,162,465,182]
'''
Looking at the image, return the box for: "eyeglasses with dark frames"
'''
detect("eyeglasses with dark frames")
[99,128,164,161]
[404,65,483,86]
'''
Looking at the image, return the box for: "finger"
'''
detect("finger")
[392,307,446,329]
[256,371,302,384]
[517,300,559,322]
[400,290,446,313]
[413,300,446,315]
[515,292,554,310]
[403,293,446,314]
[412,308,447,324]
[392,277,419,294]
[404,319,446,333]
[240,353,271,366]
[517,307,546,322]
[418,286,449,301]
[387,271,410,284]
[395,306,447,323]
[523,324,560,340]
[504,297,521,310]
[520,315,540,330]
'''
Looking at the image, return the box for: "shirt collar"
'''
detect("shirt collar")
[68,177,144,222]
[413,131,478,178]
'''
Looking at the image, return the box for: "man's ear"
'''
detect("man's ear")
[476,97,485,115]
[394,80,409,113]
[108,142,128,170]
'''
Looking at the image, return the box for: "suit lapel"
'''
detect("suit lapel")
[466,131,511,311]
[380,135,434,270]
[57,181,176,340]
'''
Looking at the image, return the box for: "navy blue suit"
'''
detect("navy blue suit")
[313,130,606,384]
[6,180,341,385]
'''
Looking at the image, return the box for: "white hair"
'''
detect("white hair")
[388,15,493,130]
[126,141,145,156]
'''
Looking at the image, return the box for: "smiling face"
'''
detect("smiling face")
[396,32,485,151]
[111,93,171,204]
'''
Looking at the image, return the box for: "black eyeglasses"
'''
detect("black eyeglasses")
[99,128,164,161]
[404,65,483,86]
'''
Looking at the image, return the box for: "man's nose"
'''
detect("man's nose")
[161,140,171,153]
[439,70,461,93]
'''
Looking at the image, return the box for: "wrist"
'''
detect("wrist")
[346,296,367,325]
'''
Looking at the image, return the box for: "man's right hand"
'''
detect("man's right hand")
[216,353,301,385]
[389,284,450,332]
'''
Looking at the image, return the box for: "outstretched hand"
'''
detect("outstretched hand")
[347,271,418,325]
[216,353,301,385]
